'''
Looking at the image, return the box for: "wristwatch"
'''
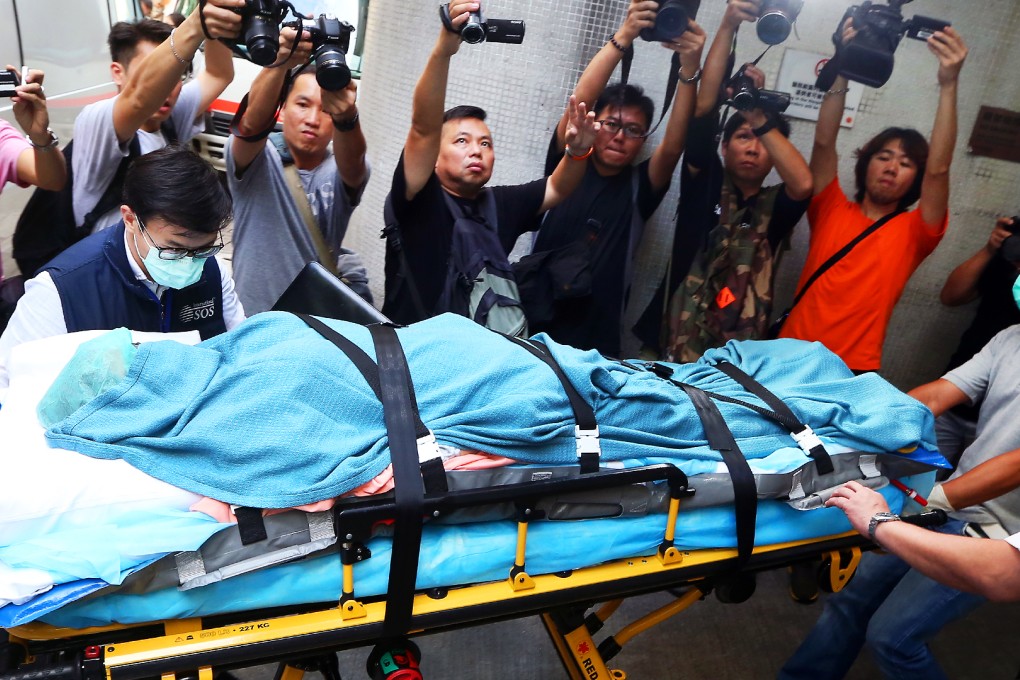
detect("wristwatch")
[27,127,59,151]
[867,512,901,543]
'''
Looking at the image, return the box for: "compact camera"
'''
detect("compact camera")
[639,0,700,42]
[0,68,19,97]
[827,0,950,88]
[300,15,355,91]
[439,3,525,45]
[756,0,803,45]
[725,66,791,114]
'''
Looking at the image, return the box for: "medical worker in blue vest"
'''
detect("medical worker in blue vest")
[0,146,244,388]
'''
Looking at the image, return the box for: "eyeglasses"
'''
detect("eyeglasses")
[136,214,224,260]
[597,119,648,139]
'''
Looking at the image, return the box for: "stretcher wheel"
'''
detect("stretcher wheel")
[366,639,422,680]
[788,560,820,604]
[818,548,861,593]
[714,573,756,604]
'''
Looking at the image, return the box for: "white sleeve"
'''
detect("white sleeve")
[0,273,68,389]
[218,261,246,330]
[1008,532,1020,552]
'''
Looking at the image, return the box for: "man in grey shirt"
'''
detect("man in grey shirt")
[74,3,241,233]
[781,323,1020,678]
[226,27,369,315]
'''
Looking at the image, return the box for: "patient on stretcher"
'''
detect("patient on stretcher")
[0,312,946,627]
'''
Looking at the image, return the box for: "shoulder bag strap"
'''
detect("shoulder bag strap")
[788,208,905,312]
[282,162,339,276]
[382,195,430,320]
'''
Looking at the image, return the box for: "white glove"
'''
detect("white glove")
[926,483,955,512]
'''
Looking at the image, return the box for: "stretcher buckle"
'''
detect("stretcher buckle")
[416,430,442,462]
[575,425,602,457]
[791,425,823,457]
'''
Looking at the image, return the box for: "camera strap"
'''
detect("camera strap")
[788,208,905,311]
[619,49,681,139]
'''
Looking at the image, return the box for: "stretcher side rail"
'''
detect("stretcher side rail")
[0,512,946,680]
[333,464,695,617]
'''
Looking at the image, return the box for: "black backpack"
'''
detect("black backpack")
[12,122,178,278]
[383,190,528,336]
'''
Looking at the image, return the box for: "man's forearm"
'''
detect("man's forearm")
[333,121,368,190]
[236,67,288,136]
[760,132,812,199]
[696,24,735,117]
[410,42,453,140]
[940,246,993,306]
[942,448,1020,511]
[874,521,1020,601]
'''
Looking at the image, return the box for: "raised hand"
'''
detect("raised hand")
[563,95,598,156]
[928,26,968,86]
[10,67,51,145]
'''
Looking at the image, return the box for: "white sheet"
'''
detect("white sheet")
[0,330,205,606]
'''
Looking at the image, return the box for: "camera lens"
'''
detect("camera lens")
[461,13,486,44]
[315,48,352,91]
[245,17,280,66]
[757,12,794,45]
[652,2,689,40]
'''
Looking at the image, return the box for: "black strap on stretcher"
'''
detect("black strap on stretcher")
[296,314,448,494]
[368,323,428,638]
[501,335,601,474]
[712,361,834,475]
[294,315,439,636]
[679,384,757,564]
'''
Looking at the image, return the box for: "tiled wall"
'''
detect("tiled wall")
[344,0,1020,390]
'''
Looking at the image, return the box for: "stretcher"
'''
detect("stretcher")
[0,274,948,679]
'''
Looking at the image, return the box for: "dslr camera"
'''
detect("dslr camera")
[439,3,525,45]
[1002,216,1020,263]
[831,0,950,87]
[640,0,700,42]
[756,0,803,45]
[725,66,791,114]
[237,0,291,66]
[299,15,356,91]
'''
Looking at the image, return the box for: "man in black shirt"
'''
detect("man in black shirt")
[382,0,597,327]
[529,0,706,356]
[633,0,812,360]
[935,216,1020,473]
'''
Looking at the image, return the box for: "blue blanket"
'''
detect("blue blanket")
[44,313,938,508]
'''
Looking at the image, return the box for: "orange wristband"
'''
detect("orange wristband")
[565,145,593,161]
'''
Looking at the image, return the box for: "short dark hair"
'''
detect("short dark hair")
[122,146,232,235]
[594,83,654,130]
[722,111,791,143]
[443,105,487,124]
[108,19,172,65]
[853,127,929,209]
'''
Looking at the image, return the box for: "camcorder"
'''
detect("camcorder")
[725,66,791,114]
[819,0,950,89]
[756,0,803,45]
[1002,216,1020,264]
[640,0,700,42]
[0,68,20,97]
[439,3,525,45]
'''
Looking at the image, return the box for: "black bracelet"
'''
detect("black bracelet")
[752,117,777,137]
[332,111,360,131]
[609,36,631,54]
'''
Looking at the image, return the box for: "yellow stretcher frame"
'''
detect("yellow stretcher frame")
[3,531,871,680]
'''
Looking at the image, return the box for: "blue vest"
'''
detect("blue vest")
[42,222,227,339]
